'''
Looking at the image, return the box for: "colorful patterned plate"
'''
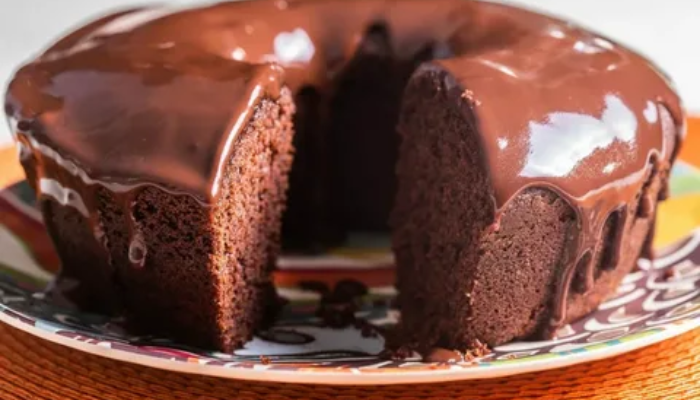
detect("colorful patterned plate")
[1,122,700,384]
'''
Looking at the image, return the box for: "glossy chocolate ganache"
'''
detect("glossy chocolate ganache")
[5,0,684,343]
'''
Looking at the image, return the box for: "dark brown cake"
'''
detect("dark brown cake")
[7,52,296,351]
[4,0,684,352]
[392,59,681,352]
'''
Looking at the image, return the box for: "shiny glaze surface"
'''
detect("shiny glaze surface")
[6,45,284,202]
[433,4,683,326]
[4,0,684,333]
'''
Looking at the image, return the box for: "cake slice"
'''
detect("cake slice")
[6,49,294,351]
[391,53,682,354]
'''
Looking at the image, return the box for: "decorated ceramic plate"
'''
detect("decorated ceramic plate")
[1,119,700,385]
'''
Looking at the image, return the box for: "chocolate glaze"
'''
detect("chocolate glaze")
[430,7,683,328]
[4,0,684,332]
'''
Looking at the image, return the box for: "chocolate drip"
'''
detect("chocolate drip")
[604,208,628,270]
[465,92,682,329]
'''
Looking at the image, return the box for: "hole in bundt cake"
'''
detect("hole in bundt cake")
[327,21,403,234]
[281,85,331,251]
[282,22,433,252]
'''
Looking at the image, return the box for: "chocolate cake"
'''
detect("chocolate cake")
[4,0,683,352]
[8,53,295,350]
[392,48,683,352]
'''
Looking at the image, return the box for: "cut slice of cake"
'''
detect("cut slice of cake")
[391,57,682,354]
[7,50,294,351]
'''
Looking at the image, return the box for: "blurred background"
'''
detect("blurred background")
[0,0,697,146]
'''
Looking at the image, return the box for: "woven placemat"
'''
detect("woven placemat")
[0,322,698,399]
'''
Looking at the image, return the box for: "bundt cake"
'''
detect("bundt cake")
[4,0,683,353]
